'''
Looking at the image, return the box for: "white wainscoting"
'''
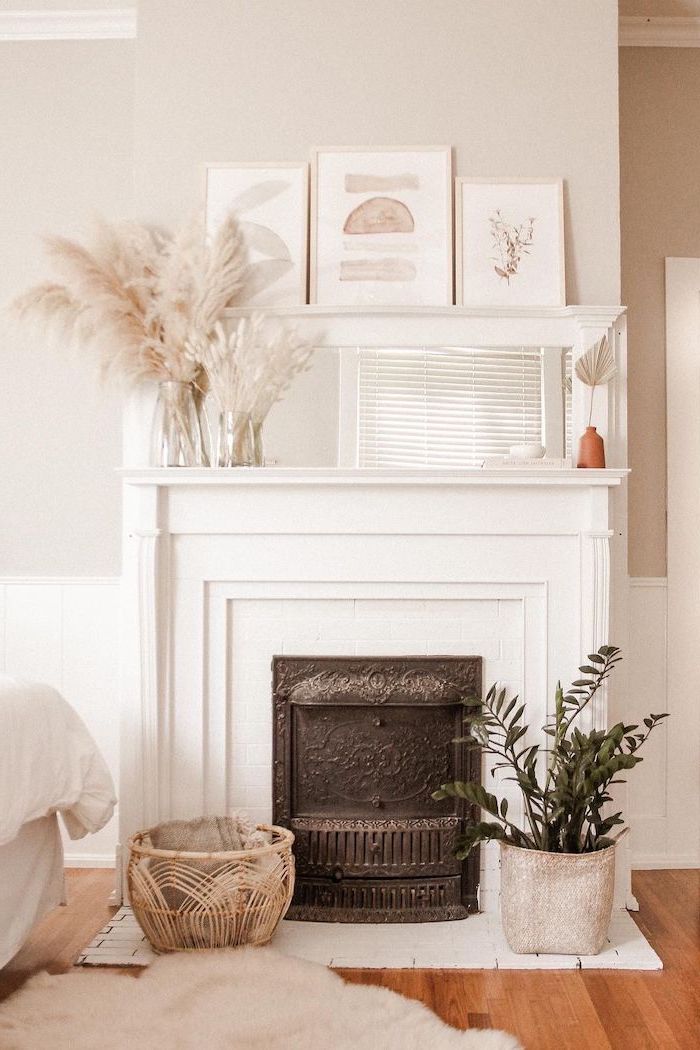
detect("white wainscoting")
[0,578,120,867]
[1,574,692,872]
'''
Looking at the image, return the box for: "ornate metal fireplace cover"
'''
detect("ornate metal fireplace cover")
[272,656,481,922]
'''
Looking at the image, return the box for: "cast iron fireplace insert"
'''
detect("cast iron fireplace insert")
[272,655,481,922]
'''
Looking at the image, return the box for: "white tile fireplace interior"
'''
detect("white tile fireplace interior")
[224,594,526,914]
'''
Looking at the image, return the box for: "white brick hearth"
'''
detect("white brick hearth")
[78,907,661,971]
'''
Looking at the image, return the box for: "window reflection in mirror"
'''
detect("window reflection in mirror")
[262,346,572,468]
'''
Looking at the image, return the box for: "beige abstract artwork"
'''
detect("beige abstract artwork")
[312,148,452,305]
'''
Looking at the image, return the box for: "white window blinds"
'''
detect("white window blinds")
[358,346,543,467]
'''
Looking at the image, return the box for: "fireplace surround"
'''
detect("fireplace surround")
[117,464,629,911]
[272,656,481,921]
[117,304,629,914]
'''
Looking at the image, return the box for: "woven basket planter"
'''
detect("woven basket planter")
[127,823,295,953]
[499,840,617,955]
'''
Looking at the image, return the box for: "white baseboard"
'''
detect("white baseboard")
[633,855,700,870]
[64,854,116,869]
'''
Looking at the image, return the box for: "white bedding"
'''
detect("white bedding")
[0,676,117,969]
[0,816,65,969]
[0,675,116,848]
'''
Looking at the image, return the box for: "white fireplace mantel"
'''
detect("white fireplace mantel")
[119,297,631,911]
[118,465,630,910]
[121,467,628,487]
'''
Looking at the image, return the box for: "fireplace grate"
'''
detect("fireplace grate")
[272,656,481,922]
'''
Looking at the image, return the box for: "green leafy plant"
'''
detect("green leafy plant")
[432,646,667,858]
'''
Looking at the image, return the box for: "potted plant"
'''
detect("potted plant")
[433,646,667,955]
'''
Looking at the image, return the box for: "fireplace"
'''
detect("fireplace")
[272,656,482,922]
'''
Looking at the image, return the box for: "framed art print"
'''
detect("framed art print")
[310,146,452,305]
[204,162,308,306]
[456,177,565,307]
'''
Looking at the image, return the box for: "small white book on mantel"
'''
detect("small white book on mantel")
[480,456,570,468]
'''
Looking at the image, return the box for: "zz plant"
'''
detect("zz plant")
[433,646,667,857]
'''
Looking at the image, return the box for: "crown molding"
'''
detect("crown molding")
[0,8,136,41]
[619,15,700,47]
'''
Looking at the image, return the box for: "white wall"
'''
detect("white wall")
[134,0,620,306]
[0,39,133,577]
[1,2,622,574]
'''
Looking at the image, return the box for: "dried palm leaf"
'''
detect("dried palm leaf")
[575,335,617,427]
[575,335,616,387]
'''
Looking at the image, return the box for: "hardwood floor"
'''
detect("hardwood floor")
[1,869,698,1048]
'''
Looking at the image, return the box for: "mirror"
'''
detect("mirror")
[262,346,572,468]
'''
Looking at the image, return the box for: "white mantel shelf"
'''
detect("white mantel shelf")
[121,467,628,488]
[223,303,626,323]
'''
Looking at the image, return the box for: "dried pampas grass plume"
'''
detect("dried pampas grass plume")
[190,316,317,424]
[575,335,617,426]
[7,213,248,388]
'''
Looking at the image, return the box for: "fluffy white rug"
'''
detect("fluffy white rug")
[0,946,521,1049]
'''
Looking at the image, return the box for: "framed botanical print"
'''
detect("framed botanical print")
[204,162,308,306]
[456,177,565,307]
[310,146,453,305]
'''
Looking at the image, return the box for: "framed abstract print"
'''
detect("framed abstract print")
[204,162,308,306]
[310,147,452,305]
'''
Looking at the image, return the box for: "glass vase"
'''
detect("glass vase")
[217,410,255,467]
[150,380,209,467]
[252,419,265,467]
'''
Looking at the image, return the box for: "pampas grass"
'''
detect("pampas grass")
[9,214,248,387]
[192,316,315,425]
[575,335,617,426]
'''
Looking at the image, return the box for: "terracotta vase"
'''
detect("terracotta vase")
[577,426,605,468]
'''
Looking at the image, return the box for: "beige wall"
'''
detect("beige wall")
[619,47,700,577]
[0,1,623,576]
[134,0,620,306]
[0,41,133,575]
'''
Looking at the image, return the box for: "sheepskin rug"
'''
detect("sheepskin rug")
[0,946,522,1049]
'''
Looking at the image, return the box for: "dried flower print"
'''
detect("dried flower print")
[489,210,535,283]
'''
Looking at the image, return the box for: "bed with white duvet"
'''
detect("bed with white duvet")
[0,675,116,968]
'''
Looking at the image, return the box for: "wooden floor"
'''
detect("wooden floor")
[1,869,698,1048]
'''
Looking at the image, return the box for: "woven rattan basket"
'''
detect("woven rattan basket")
[499,839,617,955]
[127,823,295,953]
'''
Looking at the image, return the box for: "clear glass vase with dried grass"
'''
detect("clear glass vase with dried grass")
[190,316,316,468]
[9,213,249,468]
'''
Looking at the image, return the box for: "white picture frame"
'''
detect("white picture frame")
[455,177,565,307]
[310,146,453,306]
[203,162,309,306]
